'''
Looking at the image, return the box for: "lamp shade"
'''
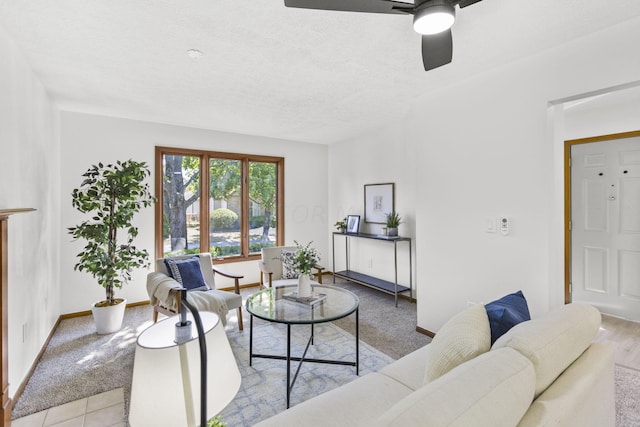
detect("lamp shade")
[129,312,240,427]
[413,1,456,35]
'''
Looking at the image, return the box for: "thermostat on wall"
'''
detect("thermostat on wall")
[500,217,510,235]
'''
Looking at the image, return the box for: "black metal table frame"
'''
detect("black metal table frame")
[248,306,359,408]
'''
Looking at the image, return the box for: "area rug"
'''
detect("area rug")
[219,319,394,426]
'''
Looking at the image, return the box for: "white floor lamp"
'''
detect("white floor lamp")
[129,290,241,427]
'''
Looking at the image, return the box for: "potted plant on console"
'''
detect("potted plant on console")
[68,160,155,334]
[385,211,402,237]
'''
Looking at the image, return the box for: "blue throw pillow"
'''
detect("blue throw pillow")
[164,257,209,291]
[485,290,531,345]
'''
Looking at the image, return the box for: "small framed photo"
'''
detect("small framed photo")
[364,183,394,223]
[346,215,360,234]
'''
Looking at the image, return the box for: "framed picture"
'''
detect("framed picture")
[364,183,394,223]
[346,215,360,234]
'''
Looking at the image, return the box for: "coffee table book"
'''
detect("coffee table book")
[283,291,327,306]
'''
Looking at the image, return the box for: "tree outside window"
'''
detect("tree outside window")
[249,161,277,245]
[162,154,200,254]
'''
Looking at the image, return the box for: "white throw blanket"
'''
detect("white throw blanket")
[146,272,229,325]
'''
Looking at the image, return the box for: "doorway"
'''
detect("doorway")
[565,130,640,321]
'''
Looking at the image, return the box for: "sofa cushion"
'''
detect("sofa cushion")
[376,348,536,427]
[254,372,414,427]
[423,304,491,384]
[164,257,209,291]
[380,345,429,391]
[485,290,531,345]
[492,302,601,398]
[517,343,615,427]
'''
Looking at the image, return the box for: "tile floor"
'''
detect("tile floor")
[11,388,124,427]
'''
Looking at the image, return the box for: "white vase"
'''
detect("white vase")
[91,298,127,334]
[297,273,312,298]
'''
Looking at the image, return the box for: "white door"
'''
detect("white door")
[571,136,640,321]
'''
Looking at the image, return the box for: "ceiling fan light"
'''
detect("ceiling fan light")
[413,3,456,35]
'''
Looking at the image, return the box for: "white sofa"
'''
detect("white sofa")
[255,302,614,427]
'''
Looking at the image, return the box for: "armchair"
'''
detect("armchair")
[258,246,324,289]
[146,253,244,331]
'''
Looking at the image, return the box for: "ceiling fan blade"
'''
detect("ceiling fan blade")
[421,30,453,71]
[284,0,414,14]
[457,0,483,8]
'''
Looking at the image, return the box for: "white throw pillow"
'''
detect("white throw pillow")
[379,348,535,427]
[423,303,491,384]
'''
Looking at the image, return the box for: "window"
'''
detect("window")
[155,147,284,262]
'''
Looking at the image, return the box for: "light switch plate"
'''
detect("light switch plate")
[485,217,496,233]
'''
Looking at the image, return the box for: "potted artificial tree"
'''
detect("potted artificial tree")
[68,160,155,334]
[385,211,402,237]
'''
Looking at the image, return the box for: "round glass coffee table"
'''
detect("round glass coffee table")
[246,284,360,408]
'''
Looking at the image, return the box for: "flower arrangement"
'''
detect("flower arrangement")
[291,240,321,275]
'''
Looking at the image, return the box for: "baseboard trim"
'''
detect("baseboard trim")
[11,316,62,411]
[416,326,435,338]
[60,300,151,320]
[401,294,417,303]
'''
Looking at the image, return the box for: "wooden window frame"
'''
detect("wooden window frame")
[155,146,284,263]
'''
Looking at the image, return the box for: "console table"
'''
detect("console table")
[332,232,412,307]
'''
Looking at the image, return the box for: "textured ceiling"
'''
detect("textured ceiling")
[1,0,640,144]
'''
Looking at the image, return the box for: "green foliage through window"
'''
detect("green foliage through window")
[211,208,239,230]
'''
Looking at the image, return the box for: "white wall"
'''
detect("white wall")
[0,25,61,396]
[60,112,328,314]
[327,124,417,292]
[563,89,640,140]
[329,17,640,332]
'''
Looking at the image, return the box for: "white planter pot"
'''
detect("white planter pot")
[91,298,127,334]
[297,274,312,298]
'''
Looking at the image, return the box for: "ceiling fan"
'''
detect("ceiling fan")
[283,0,484,71]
